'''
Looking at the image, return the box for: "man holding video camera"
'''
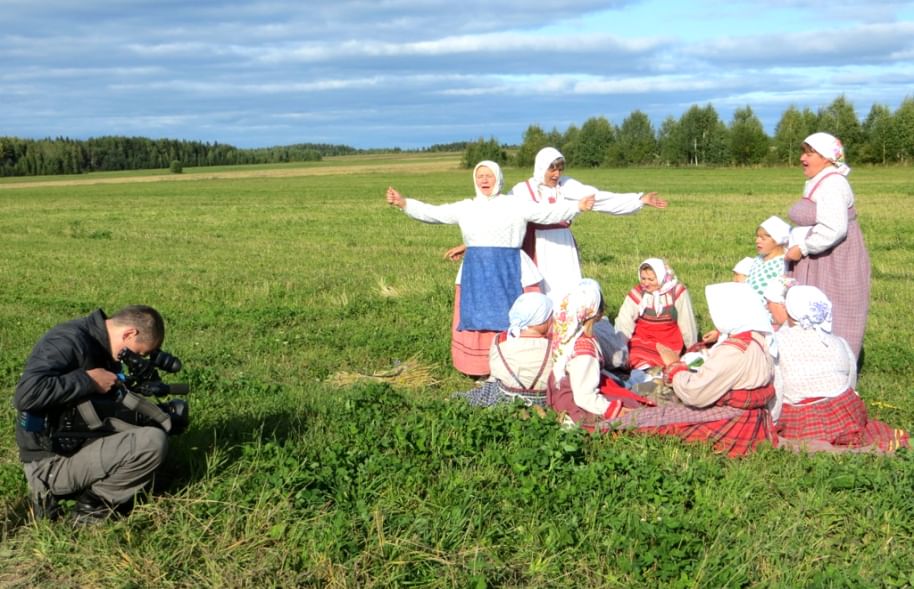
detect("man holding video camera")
[14,305,170,524]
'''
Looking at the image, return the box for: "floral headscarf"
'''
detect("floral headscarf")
[803,132,851,176]
[473,160,505,199]
[551,278,603,380]
[533,147,564,187]
[785,285,833,335]
[763,276,797,305]
[637,258,680,316]
[507,292,553,338]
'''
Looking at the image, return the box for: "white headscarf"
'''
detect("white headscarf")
[803,132,851,176]
[759,215,791,246]
[507,292,553,338]
[763,276,797,304]
[706,282,772,337]
[732,257,755,276]
[533,147,564,187]
[637,258,679,316]
[785,285,833,336]
[472,160,505,199]
[551,278,603,379]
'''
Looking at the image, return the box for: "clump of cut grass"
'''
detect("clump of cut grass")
[325,355,439,389]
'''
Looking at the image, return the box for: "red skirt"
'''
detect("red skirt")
[638,384,777,458]
[777,389,909,451]
[629,317,683,369]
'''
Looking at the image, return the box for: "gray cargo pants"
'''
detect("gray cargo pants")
[23,426,168,506]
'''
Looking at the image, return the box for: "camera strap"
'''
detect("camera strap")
[75,391,173,434]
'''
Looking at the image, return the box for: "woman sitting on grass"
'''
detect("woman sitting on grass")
[455,292,555,408]
[547,279,653,429]
[747,215,790,303]
[386,161,594,378]
[614,258,697,370]
[621,282,778,457]
[772,286,909,453]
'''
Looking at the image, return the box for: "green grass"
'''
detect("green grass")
[0,157,912,587]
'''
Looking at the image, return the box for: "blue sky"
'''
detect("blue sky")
[2,0,913,149]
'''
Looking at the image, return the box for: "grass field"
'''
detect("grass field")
[0,153,912,587]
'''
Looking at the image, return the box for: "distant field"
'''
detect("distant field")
[1,154,912,587]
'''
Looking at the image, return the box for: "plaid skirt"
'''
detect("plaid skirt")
[453,380,547,408]
[777,389,909,452]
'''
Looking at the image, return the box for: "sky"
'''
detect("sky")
[2,0,913,149]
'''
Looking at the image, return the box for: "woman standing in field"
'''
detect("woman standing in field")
[772,286,908,453]
[784,132,870,359]
[510,147,667,303]
[386,161,594,377]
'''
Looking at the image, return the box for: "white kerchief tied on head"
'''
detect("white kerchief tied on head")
[533,147,564,186]
[507,292,553,338]
[637,257,679,316]
[473,160,505,199]
[551,278,603,380]
[706,282,772,337]
[759,215,791,246]
[732,257,755,276]
[786,285,833,335]
[763,276,797,304]
[803,132,851,176]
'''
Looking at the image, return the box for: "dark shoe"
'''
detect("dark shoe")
[29,489,61,521]
[72,491,116,526]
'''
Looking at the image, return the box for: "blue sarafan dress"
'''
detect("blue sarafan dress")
[399,160,580,376]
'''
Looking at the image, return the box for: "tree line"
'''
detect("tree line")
[462,95,914,169]
[0,136,361,178]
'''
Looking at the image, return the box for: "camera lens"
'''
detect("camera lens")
[150,350,182,373]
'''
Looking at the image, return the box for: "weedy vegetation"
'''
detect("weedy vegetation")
[0,153,912,587]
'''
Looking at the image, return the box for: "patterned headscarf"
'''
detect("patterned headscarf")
[473,160,505,199]
[759,215,791,246]
[507,292,553,338]
[637,258,680,316]
[706,282,772,337]
[551,278,603,379]
[533,147,564,187]
[785,285,833,335]
[803,132,851,176]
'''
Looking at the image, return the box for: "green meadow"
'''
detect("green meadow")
[0,153,912,587]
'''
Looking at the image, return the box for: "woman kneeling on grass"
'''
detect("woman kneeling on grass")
[455,292,554,408]
[547,279,654,429]
[615,282,778,457]
[387,161,594,378]
[771,286,909,454]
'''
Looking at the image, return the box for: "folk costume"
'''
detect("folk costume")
[614,258,698,369]
[456,292,554,407]
[621,282,777,457]
[547,279,653,429]
[772,286,908,453]
[509,147,647,303]
[400,161,579,376]
[747,216,790,304]
[788,133,871,358]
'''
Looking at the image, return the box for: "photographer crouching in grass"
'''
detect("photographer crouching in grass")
[14,305,183,525]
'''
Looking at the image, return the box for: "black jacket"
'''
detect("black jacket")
[14,309,119,462]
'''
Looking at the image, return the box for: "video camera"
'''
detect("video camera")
[114,348,190,435]
[52,348,190,454]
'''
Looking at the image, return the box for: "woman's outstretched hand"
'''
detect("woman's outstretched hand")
[641,192,668,209]
[386,186,406,209]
